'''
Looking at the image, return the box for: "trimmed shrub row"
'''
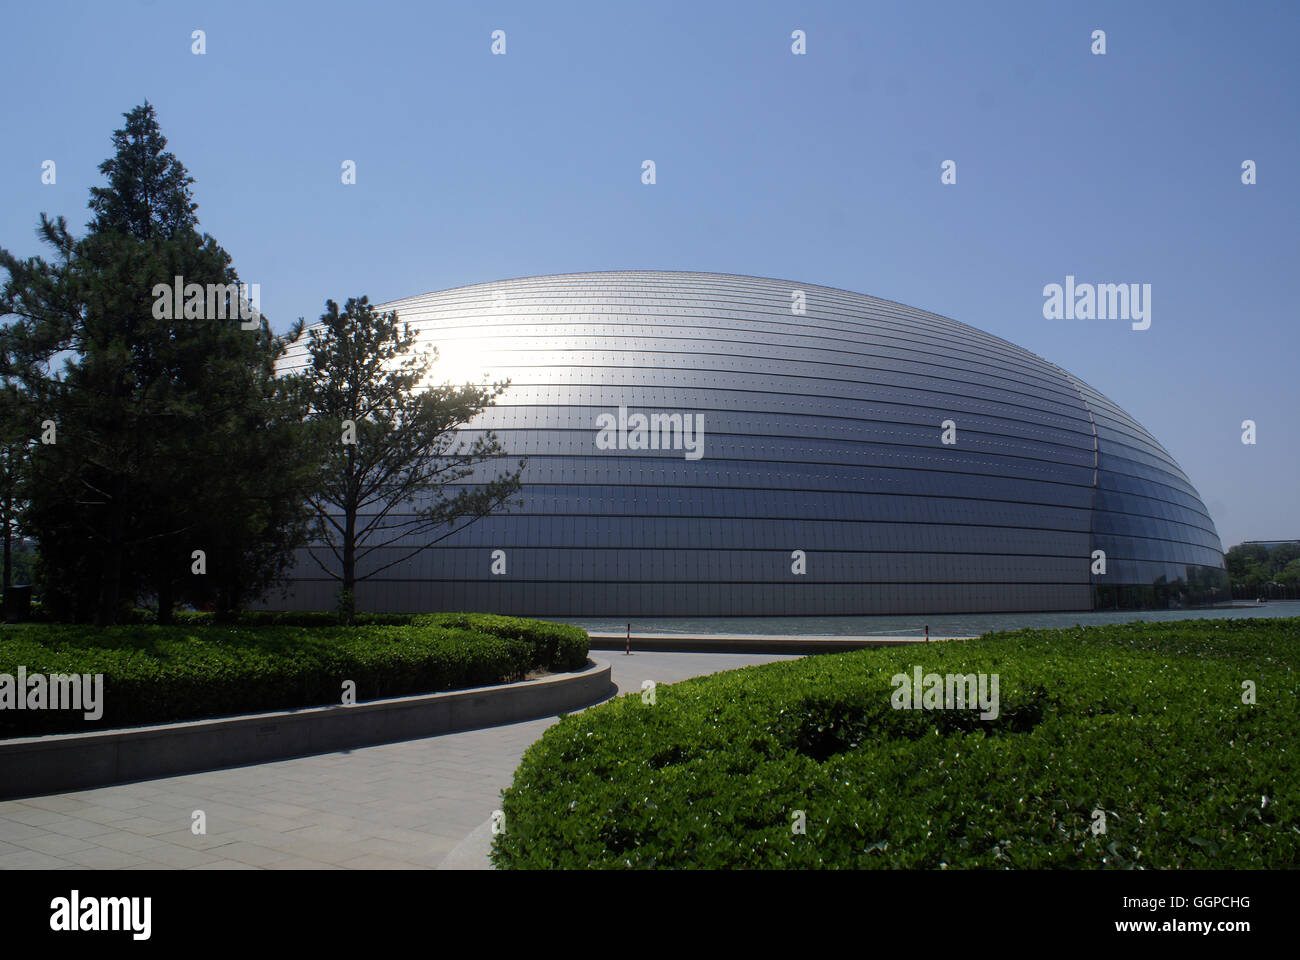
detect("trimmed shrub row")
[492,617,1300,869]
[0,617,589,737]
[115,609,588,672]
[408,614,589,672]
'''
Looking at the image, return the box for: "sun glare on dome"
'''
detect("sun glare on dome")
[426,335,494,388]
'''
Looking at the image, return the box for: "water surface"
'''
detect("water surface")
[562,601,1300,637]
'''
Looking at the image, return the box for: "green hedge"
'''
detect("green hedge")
[408,614,589,672]
[150,610,413,627]
[492,617,1300,869]
[0,617,588,737]
[123,610,587,672]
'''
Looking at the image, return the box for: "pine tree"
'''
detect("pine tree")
[88,104,198,240]
[0,103,316,623]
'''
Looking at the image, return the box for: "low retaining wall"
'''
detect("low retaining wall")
[0,659,614,800]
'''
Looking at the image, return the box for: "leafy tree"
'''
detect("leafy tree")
[1225,544,1266,583]
[8,539,36,589]
[0,103,315,623]
[291,296,524,620]
[1269,542,1300,570]
[1277,558,1300,586]
[1225,541,1300,593]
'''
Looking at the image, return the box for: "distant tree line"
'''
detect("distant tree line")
[0,104,521,625]
[1225,542,1300,599]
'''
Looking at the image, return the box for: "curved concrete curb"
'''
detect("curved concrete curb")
[437,816,496,871]
[0,659,615,800]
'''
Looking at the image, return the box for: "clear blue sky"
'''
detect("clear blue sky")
[3,0,1296,550]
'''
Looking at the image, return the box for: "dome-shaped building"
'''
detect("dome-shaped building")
[273,271,1228,616]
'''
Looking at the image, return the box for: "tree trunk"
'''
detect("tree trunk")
[342,505,356,624]
[2,504,11,621]
[96,547,122,627]
[1,448,13,598]
[215,572,239,624]
[157,571,173,625]
[3,510,11,594]
[96,480,127,627]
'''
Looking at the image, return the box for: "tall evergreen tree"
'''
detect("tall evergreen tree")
[88,105,198,240]
[0,103,316,623]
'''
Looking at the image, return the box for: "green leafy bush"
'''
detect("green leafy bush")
[410,613,589,672]
[0,616,588,737]
[492,617,1300,869]
[119,610,586,671]
[156,609,411,627]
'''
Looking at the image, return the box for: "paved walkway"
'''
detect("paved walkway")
[0,651,796,870]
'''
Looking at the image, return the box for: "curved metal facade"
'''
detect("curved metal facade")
[273,271,1228,616]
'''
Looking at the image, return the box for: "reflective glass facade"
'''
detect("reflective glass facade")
[272,271,1228,615]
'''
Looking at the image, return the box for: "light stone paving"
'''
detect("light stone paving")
[0,651,796,870]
